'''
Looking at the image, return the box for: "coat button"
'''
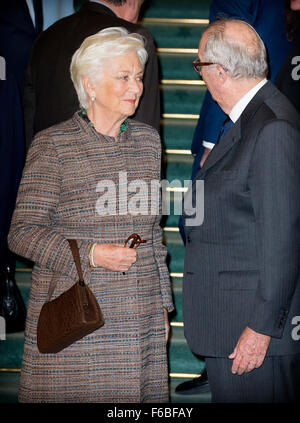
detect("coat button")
[187,236,191,243]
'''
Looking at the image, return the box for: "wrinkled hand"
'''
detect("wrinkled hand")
[93,243,137,272]
[164,308,170,342]
[228,327,271,375]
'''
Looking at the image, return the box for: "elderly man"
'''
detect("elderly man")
[23,0,160,151]
[182,19,300,403]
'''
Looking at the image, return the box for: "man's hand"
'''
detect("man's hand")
[228,326,271,375]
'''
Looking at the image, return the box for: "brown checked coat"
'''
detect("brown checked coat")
[8,112,174,403]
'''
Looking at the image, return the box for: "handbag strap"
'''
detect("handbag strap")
[67,239,85,284]
[45,239,85,302]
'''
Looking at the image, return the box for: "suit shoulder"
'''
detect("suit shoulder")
[264,86,300,131]
[31,13,78,48]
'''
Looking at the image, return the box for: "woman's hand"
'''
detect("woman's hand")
[93,243,137,272]
[164,308,170,342]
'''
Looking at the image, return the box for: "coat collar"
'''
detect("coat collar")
[194,81,275,179]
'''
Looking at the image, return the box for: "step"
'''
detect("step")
[161,84,206,115]
[161,118,198,150]
[164,152,194,182]
[142,0,210,19]
[0,371,20,403]
[159,52,201,81]
[163,231,185,274]
[171,280,183,323]
[143,22,207,50]
[168,326,204,374]
[0,332,24,369]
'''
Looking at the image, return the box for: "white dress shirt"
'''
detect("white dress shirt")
[202,78,268,149]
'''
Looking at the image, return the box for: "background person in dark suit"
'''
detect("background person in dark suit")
[23,0,160,151]
[182,18,300,403]
[0,0,43,293]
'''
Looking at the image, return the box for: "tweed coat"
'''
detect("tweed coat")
[8,112,174,403]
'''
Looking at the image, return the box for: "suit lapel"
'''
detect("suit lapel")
[196,121,241,177]
[193,81,275,181]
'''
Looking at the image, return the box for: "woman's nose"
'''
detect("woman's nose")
[129,77,142,93]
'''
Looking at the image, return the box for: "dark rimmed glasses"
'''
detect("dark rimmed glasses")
[192,58,228,74]
[124,233,147,249]
[123,233,147,275]
[192,58,216,74]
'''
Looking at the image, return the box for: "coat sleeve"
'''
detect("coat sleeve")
[7,131,91,281]
[247,119,300,338]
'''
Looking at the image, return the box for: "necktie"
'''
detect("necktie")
[216,117,234,144]
[33,0,43,34]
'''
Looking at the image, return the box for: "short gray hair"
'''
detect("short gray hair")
[203,19,268,80]
[70,27,148,108]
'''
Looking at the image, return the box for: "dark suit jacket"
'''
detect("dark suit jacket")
[0,0,41,268]
[23,2,160,150]
[0,0,42,93]
[182,81,300,358]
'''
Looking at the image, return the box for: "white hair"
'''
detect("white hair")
[70,27,148,108]
[203,19,268,80]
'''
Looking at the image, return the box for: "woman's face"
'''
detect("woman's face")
[91,52,144,122]
[290,0,300,11]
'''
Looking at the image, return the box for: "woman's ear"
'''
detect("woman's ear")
[82,76,94,98]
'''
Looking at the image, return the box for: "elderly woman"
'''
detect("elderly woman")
[8,27,174,403]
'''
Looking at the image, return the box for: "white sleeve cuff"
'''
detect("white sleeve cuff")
[202,141,215,149]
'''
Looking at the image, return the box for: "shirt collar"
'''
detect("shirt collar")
[229,78,268,123]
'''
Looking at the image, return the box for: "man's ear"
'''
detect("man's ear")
[126,0,135,8]
[216,65,228,83]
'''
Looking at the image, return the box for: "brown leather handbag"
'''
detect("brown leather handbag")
[37,239,104,354]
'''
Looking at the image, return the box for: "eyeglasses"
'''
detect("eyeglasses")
[123,233,147,275]
[124,233,147,249]
[192,58,217,74]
